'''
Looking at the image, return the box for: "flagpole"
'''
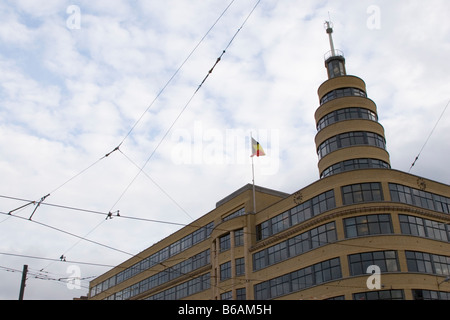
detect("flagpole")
[251,133,256,214]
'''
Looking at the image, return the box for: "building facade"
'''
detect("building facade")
[88,23,450,300]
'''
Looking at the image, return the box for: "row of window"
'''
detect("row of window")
[320,158,390,178]
[253,222,337,271]
[320,87,367,105]
[317,107,378,132]
[255,182,449,244]
[256,190,336,241]
[317,131,386,159]
[94,181,450,298]
[342,182,384,205]
[221,288,246,300]
[145,273,211,300]
[220,258,246,282]
[400,214,450,242]
[254,258,342,299]
[331,289,450,300]
[219,229,244,252]
[390,183,450,214]
[254,250,450,300]
[91,222,214,296]
[104,250,210,300]
[222,208,246,222]
[253,213,450,272]
[110,210,449,300]
[406,251,450,276]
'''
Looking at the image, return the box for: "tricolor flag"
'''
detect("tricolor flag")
[251,138,266,157]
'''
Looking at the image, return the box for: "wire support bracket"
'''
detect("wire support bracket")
[28,194,50,221]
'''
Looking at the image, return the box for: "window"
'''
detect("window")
[256,190,335,241]
[236,288,246,300]
[433,255,450,276]
[220,261,231,281]
[271,211,290,235]
[342,183,383,205]
[169,241,181,256]
[318,132,386,159]
[145,273,211,300]
[93,221,215,297]
[219,234,231,252]
[288,232,310,257]
[220,291,232,300]
[320,87,367,105]
[291,266,313,291]
[344,214,393,238]
[310,222,337,248]
[267,242,288,266]
[270,274,291,298]
[400,215,448,241]
[234,229,244,247]
[435,194,450,214]
[321,158,390,178]
[412,289,450,300]
[253,250,266,271]
[235,257,245,276]
[348,251,399,276]
[256,221,271,241]
[314,258,342,284]
[223,208,246,222]
[399,215,426,237]
[180,234,192,251]
[353,290,404,300]
[317,107,378,132]
[254,258,342,300]
[253,222,338,271]
[390,183,450,213]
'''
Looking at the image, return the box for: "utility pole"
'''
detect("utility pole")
[18,264,28,300]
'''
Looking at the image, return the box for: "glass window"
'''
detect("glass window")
[271,211,290,235]
[233,228,244,247]
[253,250,267,271]
[413,289,450,300]
[342,182,383,205]
[253,222,337,271]
[353,290,404,300]
[254,258,342,300]
[321,158,390,178]
[291,267,313,291]
[349,251,399,276]
[267,242,288,265]
[220,261,232,281]
[219,234,231,252]
[256,190,335,241]
[236,288,246,300]
[344,214,393,238]
[235,257,245,276]
[220,291,232,300]
[320,88,367,105]
[318,132,386,159]
[405,251,434,274]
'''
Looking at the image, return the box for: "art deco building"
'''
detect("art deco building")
[88,22,450,300]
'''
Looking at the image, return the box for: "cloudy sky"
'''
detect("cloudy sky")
[0,0,449,300]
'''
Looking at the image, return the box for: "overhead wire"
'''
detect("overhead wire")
[0,210,134,257]
[1,1,265,299]
[108,0,263,213]
[409,99,450,172]
[10,0,239,227]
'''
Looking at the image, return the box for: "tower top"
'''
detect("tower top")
[324,21,344,60]
[323,21,346,79]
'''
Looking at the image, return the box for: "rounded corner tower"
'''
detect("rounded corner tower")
[314,21,391,179]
